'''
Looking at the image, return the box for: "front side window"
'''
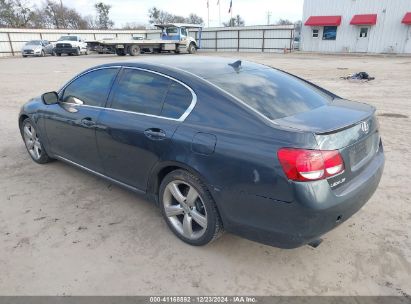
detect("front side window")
[111,69,170,115]
[312,29,319,38]
[323,26,337,40]
[62,68,118,107]
[181,28,188,36]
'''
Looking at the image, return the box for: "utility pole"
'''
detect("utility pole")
[218,0,221,27]
[207,0,210,27]
[266,11,272,25]
[60,0,64,29]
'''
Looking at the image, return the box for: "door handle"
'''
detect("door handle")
[144,128,166,140]
[81,117,96,127]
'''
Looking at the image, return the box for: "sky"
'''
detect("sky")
[47,0,304,28]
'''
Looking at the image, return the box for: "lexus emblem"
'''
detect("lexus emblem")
[360,121,370,133]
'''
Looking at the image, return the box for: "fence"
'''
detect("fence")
[0,25,294,57]
[192,25,295,52]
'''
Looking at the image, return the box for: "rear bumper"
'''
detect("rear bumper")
[219,150,384,248]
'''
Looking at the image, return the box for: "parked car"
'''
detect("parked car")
[18,57,384,248]
[21,40,54,57]
[54,35,88,56]
[293,36,300,50]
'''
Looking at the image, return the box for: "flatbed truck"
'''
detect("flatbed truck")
[96,23,202,56]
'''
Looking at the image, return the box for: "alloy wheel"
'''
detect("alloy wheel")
[163,180,208,240]
[22,122,42,160]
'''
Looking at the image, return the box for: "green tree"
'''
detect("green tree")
[148,7,204,25]
[94,2,114,29]
[223,14,245,27]
[275,19,293,25]
[36,0,90,29]
[122,22,146,30]
[148,7,172,25]
[186,13,204,25]
[0,0,34,28]
[294,20,302,35]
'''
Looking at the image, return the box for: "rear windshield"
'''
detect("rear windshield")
[208,68,332,120]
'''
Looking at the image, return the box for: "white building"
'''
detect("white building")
[301,0,411,53]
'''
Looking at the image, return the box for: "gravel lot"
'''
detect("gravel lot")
[0,52,410,296]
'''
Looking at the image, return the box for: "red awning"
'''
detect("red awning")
[402,12,411,24]
[304,16,342,26]
[350,14,377,25]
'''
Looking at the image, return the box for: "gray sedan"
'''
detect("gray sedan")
[18,57,384,248]
[21,40,54,57]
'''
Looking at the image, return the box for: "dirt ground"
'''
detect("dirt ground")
[0,52,410,296]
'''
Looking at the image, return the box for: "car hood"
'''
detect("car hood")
[273,99,375,134]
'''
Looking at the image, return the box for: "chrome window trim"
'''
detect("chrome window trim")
[114,67,197,122]
[154,63,279,126]
[58,66,197,123]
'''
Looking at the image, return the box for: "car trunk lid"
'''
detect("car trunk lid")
[274,99,381,189]
[274,99,375,134]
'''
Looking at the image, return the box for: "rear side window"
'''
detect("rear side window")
[111,69,170,115]
[161,82,192,119]
[62,68,118,107]
[208,68,332,120]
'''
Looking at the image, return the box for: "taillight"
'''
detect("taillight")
[277,148,344,182]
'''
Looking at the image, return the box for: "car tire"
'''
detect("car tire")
[20,118,52,164]
[41,50,45,57]
[116,48,126,56]
[56,53,61,56]
[188,43,197,54]
[159,169,223,246]
[22,55,27,58]
[128,44,140,56]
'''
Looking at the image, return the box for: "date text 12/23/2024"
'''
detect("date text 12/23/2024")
[149,296,257,303]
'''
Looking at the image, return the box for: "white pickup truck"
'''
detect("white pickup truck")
[54,35,88,56]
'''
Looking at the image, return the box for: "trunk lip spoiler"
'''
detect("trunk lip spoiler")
[272,99,376,135]
[314,106,376,135]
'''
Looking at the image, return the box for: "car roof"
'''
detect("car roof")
[110,56,270,79]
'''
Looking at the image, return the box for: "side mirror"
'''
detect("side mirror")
[41,91,59,105]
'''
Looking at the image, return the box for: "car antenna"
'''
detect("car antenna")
[228,60,242,73]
